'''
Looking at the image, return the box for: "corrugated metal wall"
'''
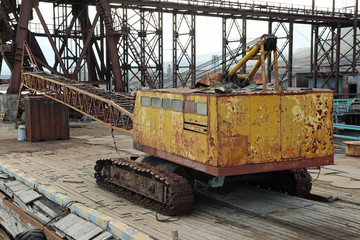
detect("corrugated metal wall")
[25,96,69,142]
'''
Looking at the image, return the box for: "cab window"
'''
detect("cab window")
[141,96,150,107]
[172,99,183,112]
[162,98,171,110]
[196,102,207,116]
[151,97,161,108]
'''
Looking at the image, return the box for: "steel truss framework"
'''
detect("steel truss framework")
[20,71,135,132]
[1,0,360,94]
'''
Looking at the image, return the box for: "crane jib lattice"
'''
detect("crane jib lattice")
[18,71,135,133]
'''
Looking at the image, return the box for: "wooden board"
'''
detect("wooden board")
[53,213,105,240]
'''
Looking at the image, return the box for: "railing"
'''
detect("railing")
[333,98,360,114]
[139,0,353,18]
[334,123,360,141]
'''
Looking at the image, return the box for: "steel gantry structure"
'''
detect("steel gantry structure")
[1,0,359,94]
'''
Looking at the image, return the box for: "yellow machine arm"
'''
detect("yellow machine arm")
[227,34,279,90]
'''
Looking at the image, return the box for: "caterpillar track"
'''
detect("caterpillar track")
[291,168,312,197]
[94,158,193,216]
[256,168,312,197]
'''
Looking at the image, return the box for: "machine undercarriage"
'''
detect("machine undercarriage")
[95,158,313,216]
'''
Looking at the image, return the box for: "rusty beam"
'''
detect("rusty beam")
[335,24,341,94]
[20,72,134,132]
[134,143,334,177]
[7,0,32,94]
[96,0,124,91]
[288,20,293,87]
[353,0,358,74]
[109,0,353,25]
[72,12,100,77]
[32,3,69,77]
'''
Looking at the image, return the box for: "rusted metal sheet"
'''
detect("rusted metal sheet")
[344,141,360,156]
[133,89,334,177]
[195,73,222,87]
[135,143,334,177]
[281,94,306,159]
[25,95,69,142]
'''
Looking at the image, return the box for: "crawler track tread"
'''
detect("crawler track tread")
[94,158,193,216]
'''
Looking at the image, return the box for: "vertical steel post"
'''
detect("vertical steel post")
[288,20,293,87]
[274,49,279,90]
[191,13,196,86]
[335,23,341,94]
[140,9,145,86]
[158,8,164,88]
[222,17,227,73]
[353,0,358,74]
[313,25,319,88]
[261,41,266,91]
[310,0,315,73]
[267,18,272,82]
[7,0,32,94]
[122,6,129,91]
[242,15,247,74]
[172,13,177,88]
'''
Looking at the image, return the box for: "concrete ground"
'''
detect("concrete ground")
[1,120,360,239]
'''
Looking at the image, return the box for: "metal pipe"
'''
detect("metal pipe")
[260,42,266,91]
[274,49,279,90]
[228,44,259,77]
[247,51,270,80]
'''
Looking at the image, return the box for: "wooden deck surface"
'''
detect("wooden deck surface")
[1,121,360,240]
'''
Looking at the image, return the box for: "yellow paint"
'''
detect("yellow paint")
[96,214,114,228]
[281,94,306,159]
[249,94,281,163]
[133,89,333,170]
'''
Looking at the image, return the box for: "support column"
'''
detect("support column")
[267,18,272,81]
[222,17,226,73]
[241,15,247,74]
[97,0,123,91]
[7,0,32,94]
[191,13,196,86]
[335,24,341,94]
[288,20,293,87]
[313,25,318,88]
[353,0,358,74]
[172,13,177,88]
[172,12,196,87]
[222,17,246,74]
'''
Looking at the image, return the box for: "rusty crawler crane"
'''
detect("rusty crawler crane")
[17,35,334,215]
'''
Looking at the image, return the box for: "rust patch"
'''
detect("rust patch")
[195,73,222,87]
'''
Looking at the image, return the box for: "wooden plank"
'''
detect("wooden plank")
[6,183,28,192]
[90,231,114,240]
[53,214,80,232]
[53,213,105,240]
[20,191,42,204]
[33,200,59,218]
[75,223,104,240]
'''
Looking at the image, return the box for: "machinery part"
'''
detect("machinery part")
[263,168,312,197]
[94,158,193,216]
[15,229,46,240]
[291,168,313,197]
[261,34,277,51]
